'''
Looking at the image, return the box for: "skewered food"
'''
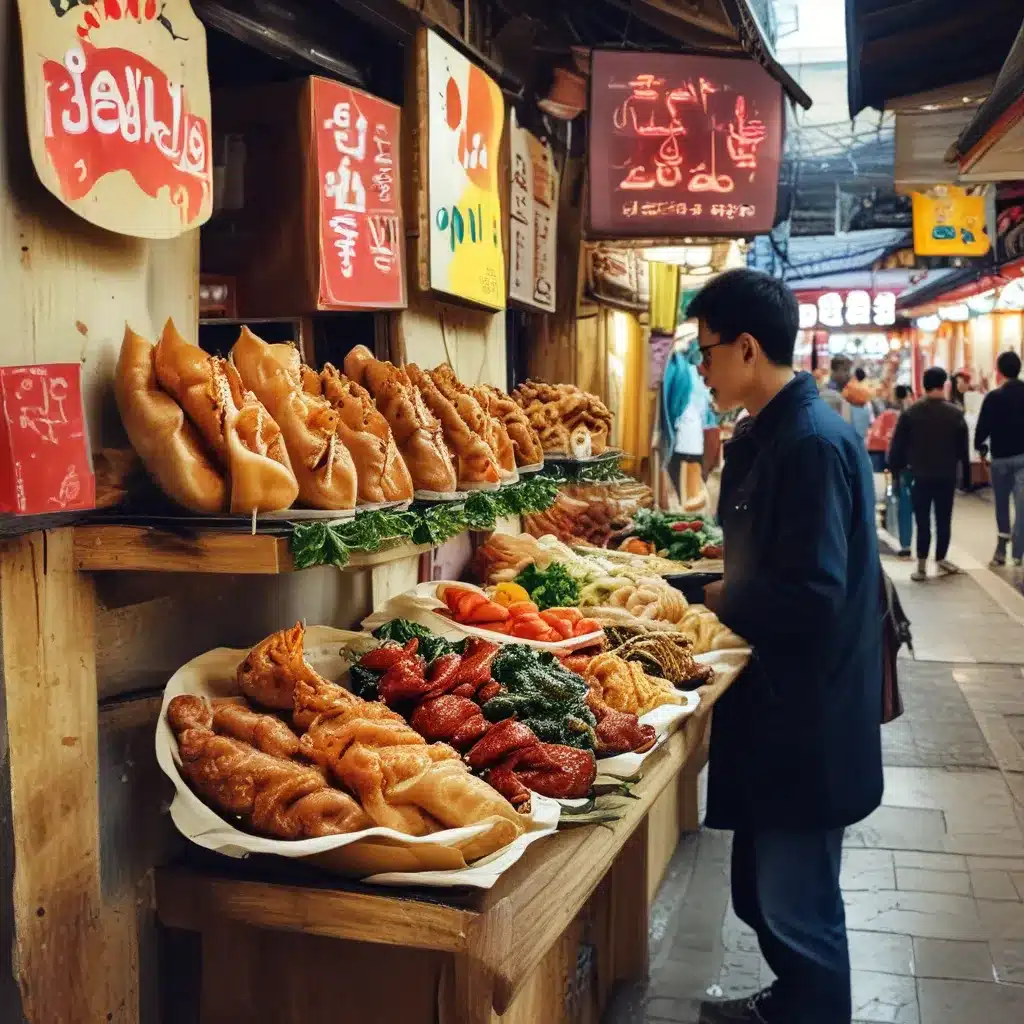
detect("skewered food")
[319,363,414,504]
[344,345,459,494]
[231,329,358,509]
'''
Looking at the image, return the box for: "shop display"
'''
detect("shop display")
[316,364,415,504]
[440,585,600,643]
[570,653,688,717]
[578,576,689,625]
[231,327,359,509]
[406,362,513,487]
[622,509,724,562]
[512,380,614,456]
[115,322,296,514]
[166,623,528,857]
[602,629,715,687]
[476,384,545,468]
[344,345,458,494]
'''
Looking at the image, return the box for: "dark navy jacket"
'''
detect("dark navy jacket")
[708,373,884,831]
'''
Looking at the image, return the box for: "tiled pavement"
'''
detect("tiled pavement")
[604,499,1024,1023]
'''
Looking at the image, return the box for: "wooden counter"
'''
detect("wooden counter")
[154,722,710,1024]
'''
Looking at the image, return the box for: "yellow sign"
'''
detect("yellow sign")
[424,29,506,309]
[912,188,990,257]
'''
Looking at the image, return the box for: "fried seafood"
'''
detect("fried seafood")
[583,653,686,716]
[603,629,714,687]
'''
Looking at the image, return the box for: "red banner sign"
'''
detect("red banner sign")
[0,365,95,515]
[18,0,213,239]
[588,51,784,238]
[314,78,406,310]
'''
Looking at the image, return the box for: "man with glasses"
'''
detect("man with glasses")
[688,269,883,1024]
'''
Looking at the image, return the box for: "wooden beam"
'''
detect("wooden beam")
[1,530,134,1022]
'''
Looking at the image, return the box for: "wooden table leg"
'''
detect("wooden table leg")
[606,818,650,985]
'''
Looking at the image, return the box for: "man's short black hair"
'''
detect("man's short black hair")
[854,367,866,381]
[998,350,1022,380]
[830,355,851,373]
[685,268,798,367]
[894,384,910,401]
[923,367,948,392]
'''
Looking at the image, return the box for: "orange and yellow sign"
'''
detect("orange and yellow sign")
[424,29,506,309]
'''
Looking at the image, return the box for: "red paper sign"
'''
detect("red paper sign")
[0,365,95,515]
[42,41,211,225]
[314,78,406,309]
[588,51,784,238]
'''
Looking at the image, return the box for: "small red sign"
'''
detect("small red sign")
[314,78,406,309]
[0,365,95,516]
[42,41,212,226]
[588,51,784,238]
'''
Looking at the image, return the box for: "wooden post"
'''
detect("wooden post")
[0,530,134,1022]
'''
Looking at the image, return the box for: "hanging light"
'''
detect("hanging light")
[966,289,996,315]
[685,246,713,268]
[915,314,941,331]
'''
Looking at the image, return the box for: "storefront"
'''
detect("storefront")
[0,2,809,1023]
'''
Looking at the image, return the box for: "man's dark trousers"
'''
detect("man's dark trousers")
[731,828,851,1023]
[911,477,955,561]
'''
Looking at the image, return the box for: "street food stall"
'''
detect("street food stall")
[0,2,806,1021]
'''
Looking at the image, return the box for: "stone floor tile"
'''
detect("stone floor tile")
[851,970,919,1024]
[843,850,897,891]
[976,899,1024,939]
[970,869,1021,901]
[917,978,1024,1021]
[966,855,1024,872]
[644,995,700,1024]
[895,867,971,895]
[843,890,987,941]
[892,851,967,872]
[1013,872,1024,899]
[912,938,996,982]
[990,939,1024,985]
[847,932,914,976]
[845,807,949,852]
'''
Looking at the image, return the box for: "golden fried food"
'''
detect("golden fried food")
[236,622,326,710]
[211,697,302,758]
[167,694,371,839]
[584,653,685,716]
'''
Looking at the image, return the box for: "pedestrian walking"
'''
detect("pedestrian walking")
[843,367,875,443]
[975,350,1024,567]
[819,354,852,421]
[685,269,883,1024]
[867,385,914,556]
[888,367,969,581]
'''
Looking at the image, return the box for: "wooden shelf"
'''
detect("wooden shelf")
[72,525,432,574]
[154,724,700,1016]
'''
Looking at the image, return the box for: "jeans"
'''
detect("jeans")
[896,472,914,550]
[990,454,1024,559]
[911,478,956,561]
[732,829,850,1023]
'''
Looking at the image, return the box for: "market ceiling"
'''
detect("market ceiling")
[847,0,1023,116]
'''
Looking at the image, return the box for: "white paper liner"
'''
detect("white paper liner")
[516,461,545,475]
[543,448,623,465]
[257,507,357,522]
[355,499,413,513]
[413,489,469,502]
[155,626,560,889]
[362,581,605,653]
[459,479,502,492]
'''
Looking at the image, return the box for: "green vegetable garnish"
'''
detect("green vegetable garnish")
[483,645,597,750]
[514,562,581,610]
[372,619,466,665]
[289,477,559,570]
[625,508,723,563]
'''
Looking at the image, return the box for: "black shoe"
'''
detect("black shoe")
[699,987,774,1022]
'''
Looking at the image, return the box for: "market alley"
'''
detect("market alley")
[607,494,1024,1023]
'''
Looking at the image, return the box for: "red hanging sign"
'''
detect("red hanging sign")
[313,78,406,310]
[588,51,784,239]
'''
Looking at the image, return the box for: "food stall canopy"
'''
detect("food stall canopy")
[895,266,1011,315]
[847,0,1022,117]
[948,19,1024,181]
